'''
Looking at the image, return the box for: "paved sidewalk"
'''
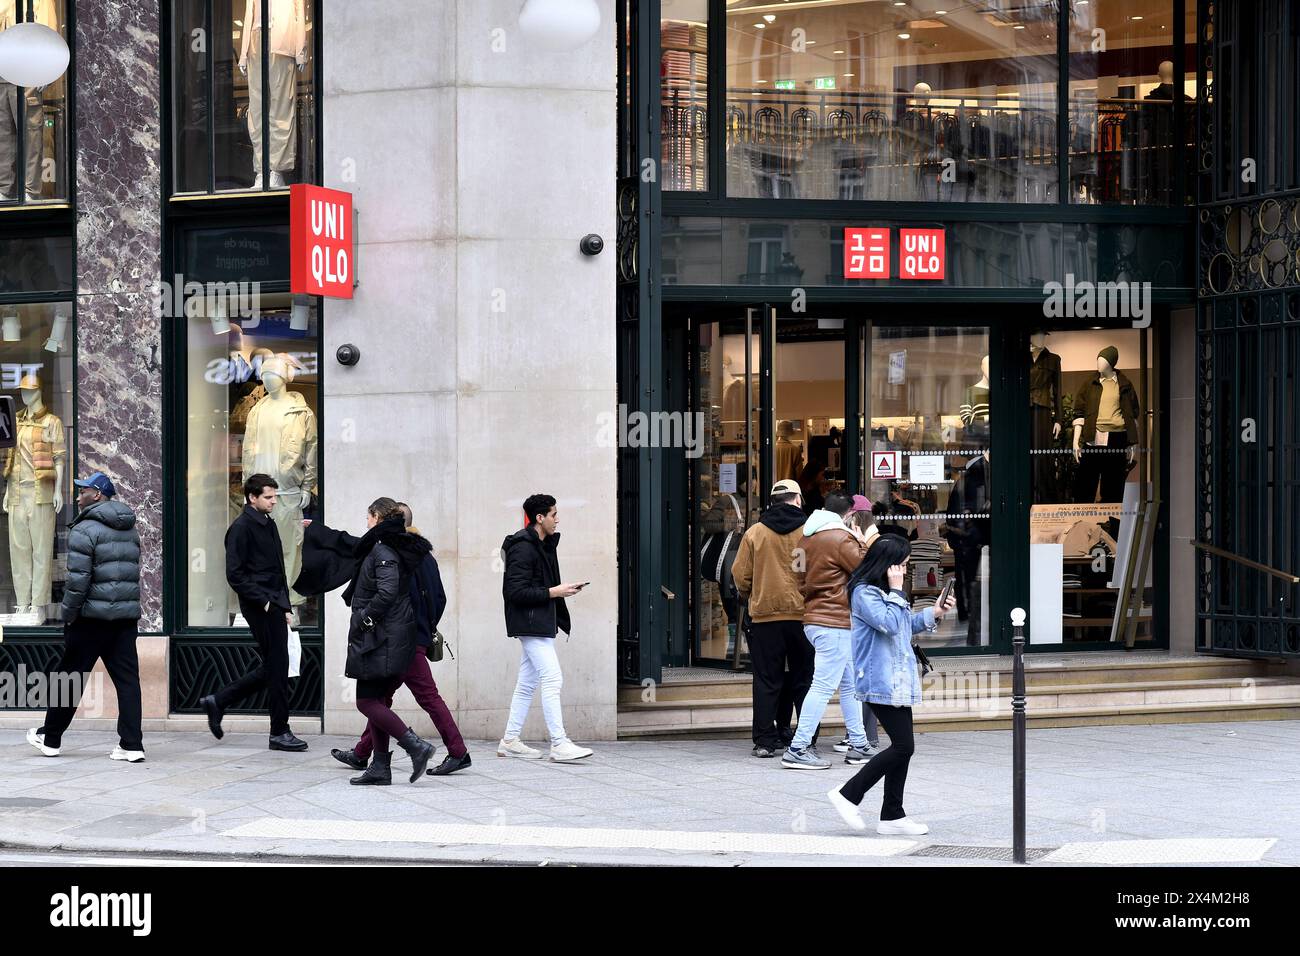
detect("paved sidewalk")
[0,722,1294,867]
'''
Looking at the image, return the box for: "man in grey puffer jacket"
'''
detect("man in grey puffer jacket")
[28,472,145,762]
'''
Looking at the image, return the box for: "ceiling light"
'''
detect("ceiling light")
[1130,15,1143,20]
[0,22,70,87]
[763,14,776,22]
[754,23,765,29]
[805,40,816,45]
[1013,24,1025,30]
[843,73,855,77]
[833,49,845,54]
[756,78,768,82]
[894,2,906,6]
[936,9,947,14]
[898,32,911,39]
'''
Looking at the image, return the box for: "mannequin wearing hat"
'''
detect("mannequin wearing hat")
[1071,346,1140,505]
[1029,331,1063,502]
[241,354,317,613]
[2,373,66,621]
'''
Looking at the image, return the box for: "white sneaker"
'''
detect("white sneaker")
[826,787,867,832]
[549,741,594,762]
[251,172,263,190]
[269,170,287,189]
[109,746,146,763]
[876,816,929,836]
[26,727,59,757]
[496,737,543,759]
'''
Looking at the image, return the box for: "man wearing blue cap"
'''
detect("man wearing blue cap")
[27,471,145,762]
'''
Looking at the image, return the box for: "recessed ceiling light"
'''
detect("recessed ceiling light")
[1131,15,1143,20]
[756,79,768,83]
[893,2,906,6]
[1013,24,1025,30]
[833,49,845,54]
[805,40,817,45]
[843,73,855,78]
[754,22,765,28]
[763,14,776,22]
[936,9,947,14]
[898,32,911,39]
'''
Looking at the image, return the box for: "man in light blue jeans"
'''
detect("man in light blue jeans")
[783,493,879,770]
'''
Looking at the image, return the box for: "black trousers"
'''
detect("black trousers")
[748,619,814,749]
[213,600,291,736]
[839,704,914,821]
[1030,404,1058,503]
[1073,430,1129,504]
[39,617,143,751]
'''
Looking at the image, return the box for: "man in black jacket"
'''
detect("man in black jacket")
[27,472,145,762]
[497,493,593,762]
[200,474,308,752]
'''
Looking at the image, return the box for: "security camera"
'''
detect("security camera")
[336,343,361,366]
[579,234,605,256]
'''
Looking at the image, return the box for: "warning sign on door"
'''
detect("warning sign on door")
[871,450,899,480]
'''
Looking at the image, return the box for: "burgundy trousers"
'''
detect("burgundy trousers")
[354,651,468,759]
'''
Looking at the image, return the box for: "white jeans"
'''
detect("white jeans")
[504,636,569,746]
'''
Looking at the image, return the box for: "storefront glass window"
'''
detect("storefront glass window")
[172,0,317,195]
[1027,326,1157,645]
[1067,1,1186,205]
[661,0,709,191]
[725,1,1058,202]
[0,302,74,624]
[867,325,992,649]
[185,291,320,627]
[0,1,69,205]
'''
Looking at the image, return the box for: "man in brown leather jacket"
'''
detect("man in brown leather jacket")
[781,492,879,770]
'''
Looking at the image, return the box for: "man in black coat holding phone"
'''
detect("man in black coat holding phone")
[497,493,594,763]
[200,474,308,752]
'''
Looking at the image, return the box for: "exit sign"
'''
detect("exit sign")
[814,76,836,90]
[774,79,796,91]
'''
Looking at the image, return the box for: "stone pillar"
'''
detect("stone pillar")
[74,0,166,716]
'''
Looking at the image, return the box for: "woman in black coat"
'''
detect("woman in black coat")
[344,497,436,785]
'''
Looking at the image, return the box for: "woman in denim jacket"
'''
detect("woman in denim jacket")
[827,534,956,836]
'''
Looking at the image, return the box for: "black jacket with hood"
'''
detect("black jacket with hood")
[344,517,430,681]
[501,525,570,638]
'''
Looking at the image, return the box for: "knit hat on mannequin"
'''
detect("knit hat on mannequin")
[1098,345,1119,369]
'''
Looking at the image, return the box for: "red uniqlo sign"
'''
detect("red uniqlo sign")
[899,228,946,280]
[844,227,890,280]
[291,184,354,298]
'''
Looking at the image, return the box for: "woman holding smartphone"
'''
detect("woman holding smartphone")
[827,533,957,835]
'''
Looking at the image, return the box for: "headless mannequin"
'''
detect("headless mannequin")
[1030,332,1063,501]
[239,0,307,189]
[960,355,991,427]
[242,361,317,613]
[3,381,65,620]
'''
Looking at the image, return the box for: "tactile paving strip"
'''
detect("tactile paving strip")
[1040,838,1276,865]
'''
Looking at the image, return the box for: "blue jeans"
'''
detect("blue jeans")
[791,625,878,751]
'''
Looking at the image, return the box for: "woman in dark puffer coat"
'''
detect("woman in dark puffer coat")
[343,497,436,784]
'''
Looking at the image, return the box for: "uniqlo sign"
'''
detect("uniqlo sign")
[899,228,946,280]
[844,227,890,280]
[291,184,354,298]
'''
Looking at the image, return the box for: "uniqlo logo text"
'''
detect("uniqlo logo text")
[899,228,946,280]
[844,228,890,280]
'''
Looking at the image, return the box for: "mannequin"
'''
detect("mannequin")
[2,374,65,621]
[959,355,990,428]
[241,355,317,612]
[239,0,308,189]
[1072,346,1139,505]
[912,81,932,107]
[1029,331,1063,501]
[0,1,58,201]
[774,419,804,483]
[1144,61,1191,103]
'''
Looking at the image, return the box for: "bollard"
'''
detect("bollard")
[1010,607,1027,864]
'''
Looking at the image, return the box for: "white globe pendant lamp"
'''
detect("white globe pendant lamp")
[518,0,601,51]
[0,22,70,88]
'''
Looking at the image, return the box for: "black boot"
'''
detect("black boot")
[350,750,391,786]
[331,748,368,771]
[396,729,434,782]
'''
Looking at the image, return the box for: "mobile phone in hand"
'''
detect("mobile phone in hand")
[938,576,955,608]
[574,582,591,590]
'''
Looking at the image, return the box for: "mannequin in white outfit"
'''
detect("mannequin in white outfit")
[2,376,65,623]
[238,0,307,189]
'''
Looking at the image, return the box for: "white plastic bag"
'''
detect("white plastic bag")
[287,628,302,678]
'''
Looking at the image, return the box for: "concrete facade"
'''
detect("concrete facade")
[319,1,620,741]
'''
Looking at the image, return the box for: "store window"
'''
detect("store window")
[725,1,1058,202]
[0,302,74,625]
[1026,326,1158,645]
[184,291,320,627]
[661,0,709,191]
[171,0,317,194]
[1067,1,1188,205]
[866,326,992,649]
[0,1,69,205]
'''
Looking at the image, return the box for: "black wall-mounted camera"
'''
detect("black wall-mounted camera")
[579,234,605,257]
[336,343,361,366]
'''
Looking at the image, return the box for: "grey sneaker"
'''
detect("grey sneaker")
[752,745,778,758]
[844,745,880,765]
[781,746,832,770]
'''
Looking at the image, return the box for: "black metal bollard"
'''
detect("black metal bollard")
[1010,607,1027,864]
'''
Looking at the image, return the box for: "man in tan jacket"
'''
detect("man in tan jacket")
[782,493,878,770]
[731,479,813,757]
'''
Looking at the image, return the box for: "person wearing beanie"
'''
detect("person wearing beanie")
[1071,345,1141,505]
